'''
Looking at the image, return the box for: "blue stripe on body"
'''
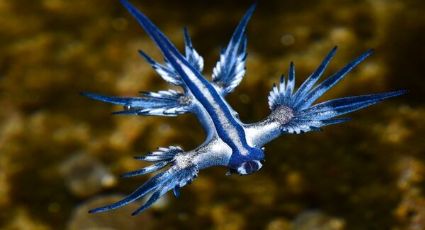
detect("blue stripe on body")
[178,64,250,155]
[121,0,251,156]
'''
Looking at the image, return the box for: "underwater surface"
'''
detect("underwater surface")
[0,0,424,229]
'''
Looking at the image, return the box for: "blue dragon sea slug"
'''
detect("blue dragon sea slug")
[83,0,405,215]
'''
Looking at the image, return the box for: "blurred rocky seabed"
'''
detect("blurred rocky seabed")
[0,0,424,229]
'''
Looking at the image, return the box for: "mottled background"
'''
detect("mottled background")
[0,0,424,229]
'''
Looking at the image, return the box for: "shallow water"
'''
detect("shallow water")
[0,0,424,229]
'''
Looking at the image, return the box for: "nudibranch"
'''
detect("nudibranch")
[83,0,405,215]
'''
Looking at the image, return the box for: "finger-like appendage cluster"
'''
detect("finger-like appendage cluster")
[268,47,406,134]
[81,90,192,116]
[183,27,204,73]
[120,146,183,178]
[89,164,198,215]
[89,146,198,215]
[134,146,183,162]
[212,4,254,94]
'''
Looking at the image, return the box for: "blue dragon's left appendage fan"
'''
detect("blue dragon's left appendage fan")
[83,0,405,215]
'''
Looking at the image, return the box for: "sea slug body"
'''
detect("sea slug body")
[83,0,405,215]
